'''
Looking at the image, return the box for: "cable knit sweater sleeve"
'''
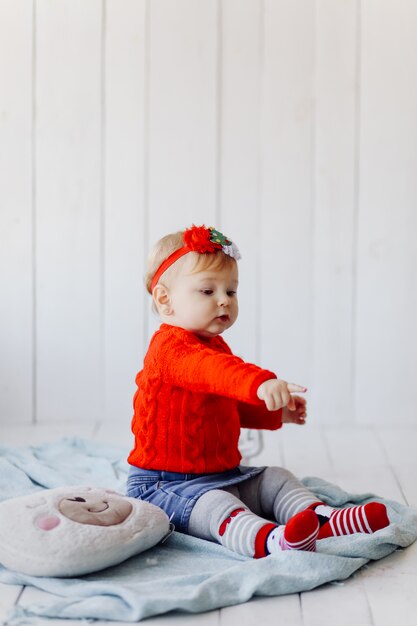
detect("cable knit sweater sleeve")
[238,401,283,430]
[150,325,277,405]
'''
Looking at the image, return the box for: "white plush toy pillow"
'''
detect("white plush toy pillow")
[0,486,171,577]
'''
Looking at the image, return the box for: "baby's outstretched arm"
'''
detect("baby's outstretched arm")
[257,379,307,411]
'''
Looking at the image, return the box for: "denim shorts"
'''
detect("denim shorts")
[126,464,266,533]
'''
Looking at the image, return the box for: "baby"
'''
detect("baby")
[126,225,389,558]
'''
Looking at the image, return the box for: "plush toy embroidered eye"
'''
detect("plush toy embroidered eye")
[0,486,171,577]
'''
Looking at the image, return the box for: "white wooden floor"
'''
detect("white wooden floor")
[1,421,417,626]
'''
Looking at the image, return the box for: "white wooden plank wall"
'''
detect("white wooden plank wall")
[313,0,357,424]
[260,0,315,389]
[0,0,33,425]
[104,0,147,422]
[1,0,416,429]
[356,0,417,423]
[35,0,102,424]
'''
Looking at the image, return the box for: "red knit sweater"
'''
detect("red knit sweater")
[128,324,283,473]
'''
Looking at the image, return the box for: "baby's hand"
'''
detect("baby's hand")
[281,396,307,425]
[257,378,307,411]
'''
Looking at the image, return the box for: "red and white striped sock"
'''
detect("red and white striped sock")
[265,509,320,556]
[217,507,320,558]
[218,507,276,557]
[311,502,389,539]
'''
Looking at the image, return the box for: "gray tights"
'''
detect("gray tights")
[188,466,321,545]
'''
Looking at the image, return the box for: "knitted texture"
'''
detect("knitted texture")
[314,502,390,539]
[128,324,281,473]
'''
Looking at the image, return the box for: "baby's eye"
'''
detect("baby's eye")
[67,497,86,503]
[201,289,214,295]
[227,291,236,296]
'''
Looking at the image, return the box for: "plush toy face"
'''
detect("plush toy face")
[0,486,171,577]
[58,491,133,526]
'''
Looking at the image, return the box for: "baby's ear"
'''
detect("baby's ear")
[153,285,172,315]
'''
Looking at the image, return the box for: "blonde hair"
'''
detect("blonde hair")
[145,230,236,295]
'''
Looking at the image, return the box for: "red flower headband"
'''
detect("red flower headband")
[151,225,241,292]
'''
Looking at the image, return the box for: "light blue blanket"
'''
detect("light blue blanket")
[0,437,416,623]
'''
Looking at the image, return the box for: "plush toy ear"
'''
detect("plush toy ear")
[0,486,171,577]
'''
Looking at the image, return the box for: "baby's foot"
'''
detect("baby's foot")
[312,502,389,539]
[266,509,320,554]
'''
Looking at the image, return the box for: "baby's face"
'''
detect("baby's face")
[166,256,239,338]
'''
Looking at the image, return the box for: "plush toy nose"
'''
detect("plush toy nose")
[35,514,61,530]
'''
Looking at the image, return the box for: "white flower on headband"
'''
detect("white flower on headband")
[222,241,242,261]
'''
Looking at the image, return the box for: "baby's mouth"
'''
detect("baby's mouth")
[217,315,230,323]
